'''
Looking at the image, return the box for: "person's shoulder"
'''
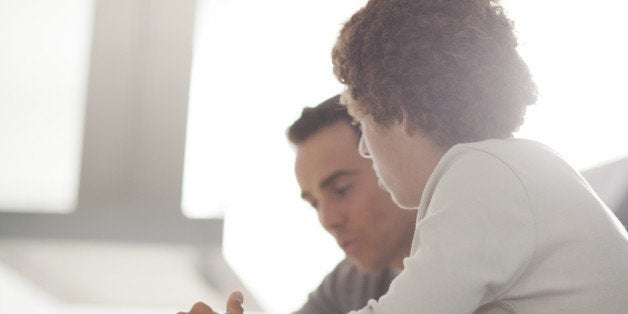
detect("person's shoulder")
[328,258,362,281]
[448,138,559,164]
[327,259,393,284]
[432,139,522,178]
[435,138,564,179]
[419,138,536,214]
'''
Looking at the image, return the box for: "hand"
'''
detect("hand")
[177,291,244,314]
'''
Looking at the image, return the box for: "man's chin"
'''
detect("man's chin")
[377,179,388,191]
[351,258,385,273]
[391,193,420,210]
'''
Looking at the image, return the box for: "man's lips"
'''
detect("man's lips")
[340,239,359,255]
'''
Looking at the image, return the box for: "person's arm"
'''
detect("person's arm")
[179,260,386,314]
[352,149,536,313]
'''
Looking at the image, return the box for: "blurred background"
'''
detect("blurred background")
[0,0,626,313]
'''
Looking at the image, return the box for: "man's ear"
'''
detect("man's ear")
[400,108,415,137]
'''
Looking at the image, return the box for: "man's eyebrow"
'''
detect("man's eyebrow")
[300,170,359,200]
[320,170,358,189]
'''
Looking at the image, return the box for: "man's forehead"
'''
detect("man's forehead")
[295,124,360,165]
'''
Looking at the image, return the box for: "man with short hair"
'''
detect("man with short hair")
[176,94,416,314]
[287,94,416,314]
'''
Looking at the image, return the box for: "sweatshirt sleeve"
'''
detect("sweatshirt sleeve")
[351,149,536,313]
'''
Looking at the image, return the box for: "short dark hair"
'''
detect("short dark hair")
[287,94,361,145]
[333,0,538,148]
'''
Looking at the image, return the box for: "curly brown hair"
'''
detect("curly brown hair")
[332,0,537,148]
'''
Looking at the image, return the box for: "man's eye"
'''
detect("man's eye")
[334,184,354,196]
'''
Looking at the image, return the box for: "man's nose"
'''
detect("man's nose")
[318,201,345,231]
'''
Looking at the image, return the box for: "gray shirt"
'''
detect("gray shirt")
[292,259,398,314]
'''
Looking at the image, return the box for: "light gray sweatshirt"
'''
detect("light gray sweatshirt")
[353,139,628,314]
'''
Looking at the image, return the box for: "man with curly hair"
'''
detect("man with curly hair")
[331,0,628,313]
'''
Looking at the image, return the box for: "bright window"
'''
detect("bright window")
[507,0,628,170]
[0,0,93,212]
[183,1,367,311]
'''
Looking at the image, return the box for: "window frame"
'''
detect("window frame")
[0,0,222,246]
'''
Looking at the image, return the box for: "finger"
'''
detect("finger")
[225,291,244,314]
[187,301,215,314]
